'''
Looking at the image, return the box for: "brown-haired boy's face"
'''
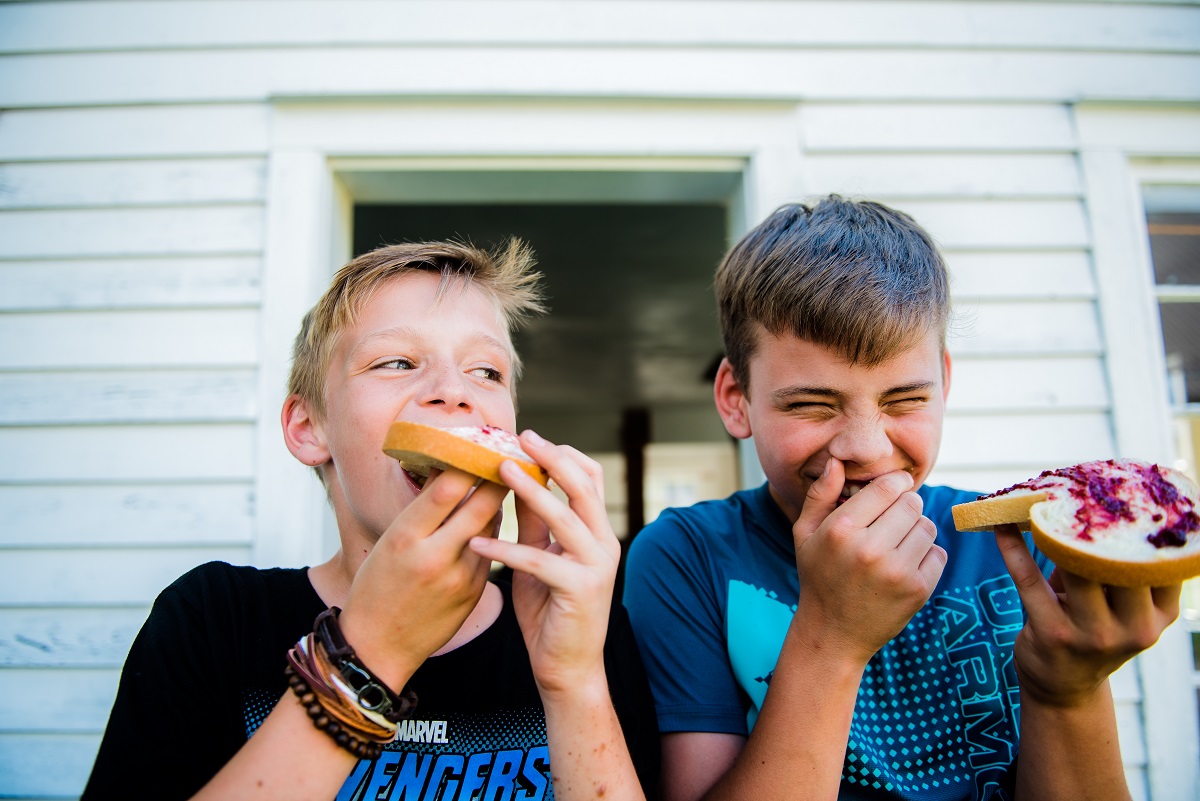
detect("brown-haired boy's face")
[716,328,950,524]
[305,271,518,544]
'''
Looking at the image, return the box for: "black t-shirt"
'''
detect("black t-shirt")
[83,561,659,800]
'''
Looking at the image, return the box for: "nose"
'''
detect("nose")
[827,415,893,468]
[419,365,473,413]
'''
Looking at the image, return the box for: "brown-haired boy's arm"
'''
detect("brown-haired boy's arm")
[995,525,1179,801]
[469,431,648,801]
[187,470,508,799]
[659,459,947,801]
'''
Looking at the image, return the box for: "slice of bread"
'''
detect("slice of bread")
[951,459,1200,586]
[382,421,549,488]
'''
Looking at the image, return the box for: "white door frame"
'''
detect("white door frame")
[253,100,805,569]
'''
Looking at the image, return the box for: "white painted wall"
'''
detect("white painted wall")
[1,2,1198,798]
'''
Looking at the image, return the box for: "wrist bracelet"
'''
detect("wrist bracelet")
[312,607,418,724]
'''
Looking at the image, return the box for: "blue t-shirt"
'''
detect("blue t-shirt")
[624,483,1053,801]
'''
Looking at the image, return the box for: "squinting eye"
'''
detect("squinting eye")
[471,367,504,382]
[376,358,415,370]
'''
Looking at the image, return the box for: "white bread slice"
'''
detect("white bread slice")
[382,421,549,488]
[951,459,1200,587]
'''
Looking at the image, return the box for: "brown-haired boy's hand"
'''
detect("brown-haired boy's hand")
[994,523,1181,707]
[339,468,507,690]
[467,430,621,698]
[791,457,947,666]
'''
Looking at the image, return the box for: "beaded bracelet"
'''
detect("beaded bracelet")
[285,608,418,760]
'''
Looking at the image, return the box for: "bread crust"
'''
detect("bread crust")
[951,460,1200,587]
[382,422,549,488]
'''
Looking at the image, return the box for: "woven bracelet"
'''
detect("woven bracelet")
[313,607,418,724]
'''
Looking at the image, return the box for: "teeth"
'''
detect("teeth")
[840,484,864,498]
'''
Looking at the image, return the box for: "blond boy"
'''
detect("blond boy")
[86,241,657,800]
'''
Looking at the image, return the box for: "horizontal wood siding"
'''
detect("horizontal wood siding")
[4,1,1196,796]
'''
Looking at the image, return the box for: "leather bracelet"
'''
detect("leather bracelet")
[313,607,418,724]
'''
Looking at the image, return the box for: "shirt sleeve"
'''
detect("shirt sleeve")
[623,512,749,736]
[82,567,245,801]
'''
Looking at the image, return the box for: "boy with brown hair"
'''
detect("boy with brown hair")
[85,240,658,800]
[623,196,1180,801]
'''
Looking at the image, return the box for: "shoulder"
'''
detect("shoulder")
[629,487,765,561]
[918,484,981,533]
[152,562,314,633]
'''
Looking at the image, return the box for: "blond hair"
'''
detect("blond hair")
[715,196,950,393]
[288,239,545,419]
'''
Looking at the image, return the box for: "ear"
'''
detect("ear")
[941,349,953,402]
[714,358,753,440]
[282,394,330,467]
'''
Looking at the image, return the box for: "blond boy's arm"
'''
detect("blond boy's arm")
[995,525,1180,801]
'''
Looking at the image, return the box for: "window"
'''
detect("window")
[1146,194,1200,737]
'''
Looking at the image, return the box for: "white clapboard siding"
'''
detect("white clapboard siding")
[0,733,100,798]
[1,668,119,731]
[896,200,1090,250]
[0,257,261,311]
[0,370,257,425]
[948,301,1102,356]
[3,1,1197,53]
[947,251,1096,301]
[0,105,270,161]
[0,425,256,483]
[938,413,1116,469]
[0,547,252,605]
[805,152,1083,199]
[3,49,1200,109]
[0,483,255,547]
[0,607,150,668]
[0,206,264,259]
[0,158,267,209]
[802,103,1078,152]
[0,310,259,370]
[948,357,1111,412]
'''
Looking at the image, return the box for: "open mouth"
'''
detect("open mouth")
[401,464,429,491]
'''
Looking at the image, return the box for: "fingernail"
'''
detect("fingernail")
[523,429,546,447]
[822,458,833,478]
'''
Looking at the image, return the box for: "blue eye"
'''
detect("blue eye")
[376,358,415,370]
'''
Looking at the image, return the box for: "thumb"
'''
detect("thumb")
[794,457,845,547]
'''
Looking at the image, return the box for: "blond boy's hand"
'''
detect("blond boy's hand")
[994,523,1181,707]
[468,430,620,698]
[791,457,946,665]
[340,468,507,690]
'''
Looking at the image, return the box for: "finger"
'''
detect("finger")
[1151,584,1183,621]
[917,542,948,592]
[1056,568,1112,630]
[994,524,1060,622]
[423,469,508,547]
[501,459,599,557]
[519,431,608,531]
[397,468,481,535]
[829,470,916,537]
[513,490,552,551]
[892,511,939,563]
[794,457,845,546]
[866,490,926,550]
[468,536,574,587]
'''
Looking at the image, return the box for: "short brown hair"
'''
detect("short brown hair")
[715,195,950,393]
[288,239,545,419]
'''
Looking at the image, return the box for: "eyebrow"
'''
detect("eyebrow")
[772,381,936,403]
[349,326,513,362]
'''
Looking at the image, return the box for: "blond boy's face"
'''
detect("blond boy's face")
[307,271,518,543]
[717,328,950,524]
